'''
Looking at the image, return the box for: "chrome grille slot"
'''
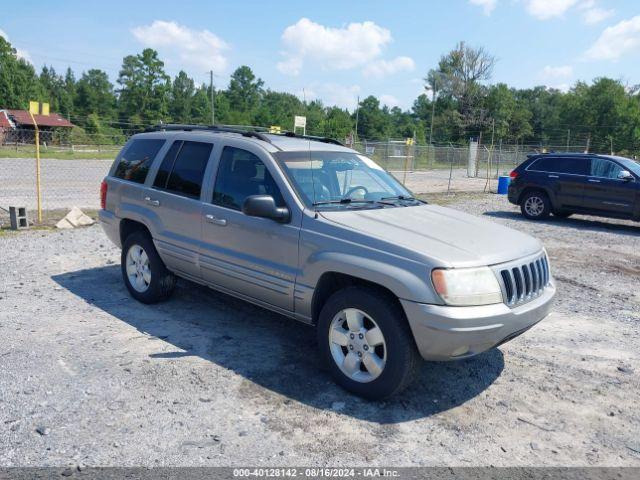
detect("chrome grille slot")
[498,252,551,307]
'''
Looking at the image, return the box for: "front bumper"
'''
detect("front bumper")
[401,283,555,361]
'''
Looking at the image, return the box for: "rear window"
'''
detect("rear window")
[529,156,589,175]
[114,139,165,183]
[153,140,213,199]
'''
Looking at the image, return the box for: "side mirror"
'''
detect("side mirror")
[242,195,290,223]
[617,170,634,181]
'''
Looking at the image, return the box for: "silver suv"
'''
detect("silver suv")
[99,125,555,399]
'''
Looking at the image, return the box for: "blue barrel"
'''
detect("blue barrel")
[497,175,511,195]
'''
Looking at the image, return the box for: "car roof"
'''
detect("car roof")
[130,130,355,154]
[527,152,633,162]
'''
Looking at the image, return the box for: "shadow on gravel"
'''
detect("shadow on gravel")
[53,265,504,423]
[484,210,640,237]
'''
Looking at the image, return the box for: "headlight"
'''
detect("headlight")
[431,267,503,306]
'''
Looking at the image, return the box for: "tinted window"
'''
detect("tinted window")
[530,156,589,175]
[590,158,624,179]
[212,147,285,210]
[153,141,182,189]
[114,139,165,183]
[154,141,212,199]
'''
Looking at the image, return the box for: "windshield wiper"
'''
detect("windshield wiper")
[380,195,417,201]
[312,198,377,206]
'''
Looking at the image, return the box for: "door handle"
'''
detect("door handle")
[205,214,227,226]
[588,179,601,183]
[548,175,559,178]
[144,196,160,206]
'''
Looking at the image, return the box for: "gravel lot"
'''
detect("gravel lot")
[1,193,639,467]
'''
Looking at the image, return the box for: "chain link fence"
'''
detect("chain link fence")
[0,126,599,227]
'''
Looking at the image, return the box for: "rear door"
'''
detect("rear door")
[528,156,589,209]
[145,140,214,280]
[582,157,636,217]
[199,143,301,311]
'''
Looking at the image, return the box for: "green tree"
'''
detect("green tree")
[0,37,43,108]
[169,71,195,123]
[357,96,390,140]
[117,48,170,128]
[226,66,264,123]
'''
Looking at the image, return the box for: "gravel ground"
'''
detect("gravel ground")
[0,194,639,468]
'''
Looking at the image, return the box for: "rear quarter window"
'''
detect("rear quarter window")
[113,139,165,184]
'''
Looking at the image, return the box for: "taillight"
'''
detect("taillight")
[100,180,108,209]
[509,170,519,179]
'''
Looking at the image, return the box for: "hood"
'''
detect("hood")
[319,204,542,267]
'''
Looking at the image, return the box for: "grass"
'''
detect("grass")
[0,146,119,160]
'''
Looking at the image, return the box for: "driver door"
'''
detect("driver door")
[199,144,301,311]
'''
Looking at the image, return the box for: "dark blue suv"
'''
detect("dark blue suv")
[508,153,640,221]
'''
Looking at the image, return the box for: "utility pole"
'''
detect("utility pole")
[354,95,360,142]
[566,129,570,152]
[210,70,215,125]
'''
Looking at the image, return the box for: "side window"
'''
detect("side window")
[212,146,285,211]
[114,139,165,183]
[153,141,212,199]
[530,157,589,175]
[590,158,623,179]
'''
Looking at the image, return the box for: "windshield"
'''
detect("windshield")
[612,156,640,177]
[274,151,417,209]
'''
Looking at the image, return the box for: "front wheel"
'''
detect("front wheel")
[317,287,421,399]
[520,191,551,220]
[121,231,176,304]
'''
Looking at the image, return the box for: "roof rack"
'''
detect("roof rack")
[146,123,345,148]
[147,124,275,145]
[282,131,344,146]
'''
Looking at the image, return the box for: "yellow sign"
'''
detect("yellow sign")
[269,125,281,134]
[28,101,50,116]
[405,138,415,146]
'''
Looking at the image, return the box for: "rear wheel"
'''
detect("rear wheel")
[317,287,421,399]
[121,231,176,304]
[520,191,551,220]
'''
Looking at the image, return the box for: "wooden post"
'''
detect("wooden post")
[28,111,42,223]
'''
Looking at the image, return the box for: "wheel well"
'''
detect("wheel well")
[311,272,401,325]
[518,187,550,205]
[120,219,151,246]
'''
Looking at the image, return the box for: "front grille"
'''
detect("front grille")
[498,253,550,307]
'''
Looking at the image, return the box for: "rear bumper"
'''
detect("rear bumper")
[507,183,520,205]
[98,209,121,248]
[401,283,555,361]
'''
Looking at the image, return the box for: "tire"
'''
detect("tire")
[520,190,551,220]
[121,230,176,304]
[553,211,573,219]
[317,286,421,400]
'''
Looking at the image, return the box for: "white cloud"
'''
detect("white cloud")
[379,94,400,108]
[132,20,229,72]
[362,56,415,78]
[297,83,361,110]
[540,65,573,79]
[524,0,614,24]
[585,15,640,60]
[582,6,615,25]
[469,0,497,16]
[277,18,393,75]
[524,0,579,20]
[0,28,31,62]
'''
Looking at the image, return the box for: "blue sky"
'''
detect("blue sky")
[2,0,639,111]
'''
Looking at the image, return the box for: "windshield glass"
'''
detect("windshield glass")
[274,151,416,209]
[612,156,640,177]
